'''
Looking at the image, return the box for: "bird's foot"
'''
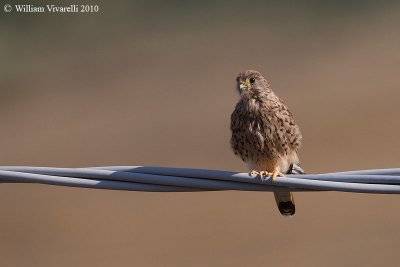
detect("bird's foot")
[250,170,259,176]
[268,170,285,181]
[259,171,269,180]
[249,170,270,181]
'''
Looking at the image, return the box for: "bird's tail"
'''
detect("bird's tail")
[274,163,305,216]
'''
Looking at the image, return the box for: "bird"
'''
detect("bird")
[230,70,304,216]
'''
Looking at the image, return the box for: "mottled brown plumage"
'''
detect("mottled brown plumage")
[230,70,303,216]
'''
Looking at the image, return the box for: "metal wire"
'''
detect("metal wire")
[1,166,400,194]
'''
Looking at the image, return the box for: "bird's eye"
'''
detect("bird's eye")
[236,77,240,82]
[249,77,256,84]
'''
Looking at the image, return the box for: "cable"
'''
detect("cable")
[0,166,400,193]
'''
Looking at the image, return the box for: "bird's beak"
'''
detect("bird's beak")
[239,80,251,93]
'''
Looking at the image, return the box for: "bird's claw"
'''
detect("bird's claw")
[259,171,269,181]
[249,170,284,181]
[269,170,285,180]
[250,170,259,176]
[250,170,268,179]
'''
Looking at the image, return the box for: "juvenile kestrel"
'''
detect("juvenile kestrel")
[230,70,304,216]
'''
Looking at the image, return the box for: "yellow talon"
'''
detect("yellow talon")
[269,171,285,180]
[250,170,259,176]
[250,170,269,180]
[250,170,284,180]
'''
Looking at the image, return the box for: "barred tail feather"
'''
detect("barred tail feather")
[274,191,295,216]
[274,163,305,216]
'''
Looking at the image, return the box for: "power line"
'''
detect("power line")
[1,166,400,193]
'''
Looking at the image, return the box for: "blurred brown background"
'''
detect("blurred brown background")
[1,1,400,266]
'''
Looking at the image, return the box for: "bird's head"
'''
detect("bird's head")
[236,70,271,98]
